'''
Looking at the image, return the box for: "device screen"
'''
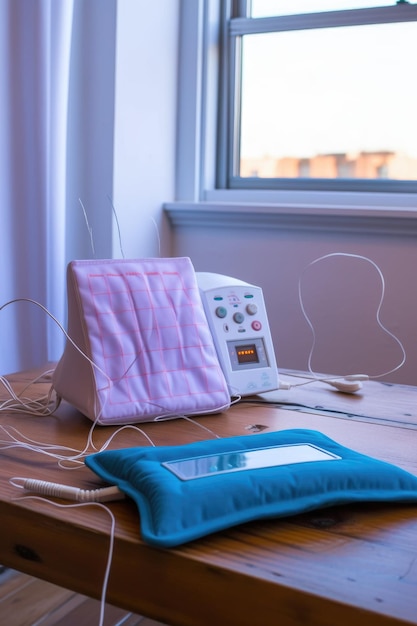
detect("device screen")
[228,337,268,371]
[162,444,340,480]
[235,344,259,364]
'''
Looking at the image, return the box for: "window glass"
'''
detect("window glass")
[239,22,417,181]
[251,0,403,18]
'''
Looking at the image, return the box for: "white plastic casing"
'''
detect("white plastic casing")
[196,272,279,397]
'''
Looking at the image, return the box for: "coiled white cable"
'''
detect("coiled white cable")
[10,477,124,502]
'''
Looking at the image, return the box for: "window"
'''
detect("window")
[218,1,417,192]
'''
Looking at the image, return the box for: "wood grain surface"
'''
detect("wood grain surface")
[1,367,416,626]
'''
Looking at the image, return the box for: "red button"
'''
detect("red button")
[251,320,262,331]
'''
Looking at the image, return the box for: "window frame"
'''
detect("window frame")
[171,0,417,225]
[217,1,417,194]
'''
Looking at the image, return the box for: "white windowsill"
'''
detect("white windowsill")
[164,198,417,236]
[174,3,417,239]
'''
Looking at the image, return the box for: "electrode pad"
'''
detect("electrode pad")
[53,257,230,424]
[85,428,417,547]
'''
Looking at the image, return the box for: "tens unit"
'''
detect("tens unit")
[197,272,279,397]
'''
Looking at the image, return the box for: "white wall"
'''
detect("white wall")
[65,0,180,263]
[167,212,417,386]
[112,0,179,259]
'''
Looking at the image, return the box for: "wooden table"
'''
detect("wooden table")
[1,368,417,626]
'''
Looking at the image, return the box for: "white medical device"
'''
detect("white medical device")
[196,272,279,397]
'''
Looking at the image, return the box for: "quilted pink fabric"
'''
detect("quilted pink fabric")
[53,257,230,424]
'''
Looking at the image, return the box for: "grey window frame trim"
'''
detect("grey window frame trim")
[218,2,417,193]
[171,0,417,226]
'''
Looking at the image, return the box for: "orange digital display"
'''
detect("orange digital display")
[236,344,259,364]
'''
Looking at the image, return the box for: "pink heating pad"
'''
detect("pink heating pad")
[53,257,230,424]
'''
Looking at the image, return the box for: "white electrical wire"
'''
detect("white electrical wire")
[298,252,406,381]
[79,198,96,257]
[0,297,114,419]
[11,496,115,626]
[107,195,126,260]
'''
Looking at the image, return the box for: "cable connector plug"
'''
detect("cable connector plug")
[11,477,125,503]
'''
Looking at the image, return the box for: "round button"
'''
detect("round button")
[251,320,262,331]
[215,306,227,319]
[246,303,258,315]
[233,312,245,324]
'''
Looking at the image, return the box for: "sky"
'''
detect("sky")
[241,1,417,160]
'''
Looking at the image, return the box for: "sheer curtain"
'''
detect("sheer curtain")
[0,0,116,374]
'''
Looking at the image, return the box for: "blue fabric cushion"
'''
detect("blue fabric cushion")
[85,429,417,547]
